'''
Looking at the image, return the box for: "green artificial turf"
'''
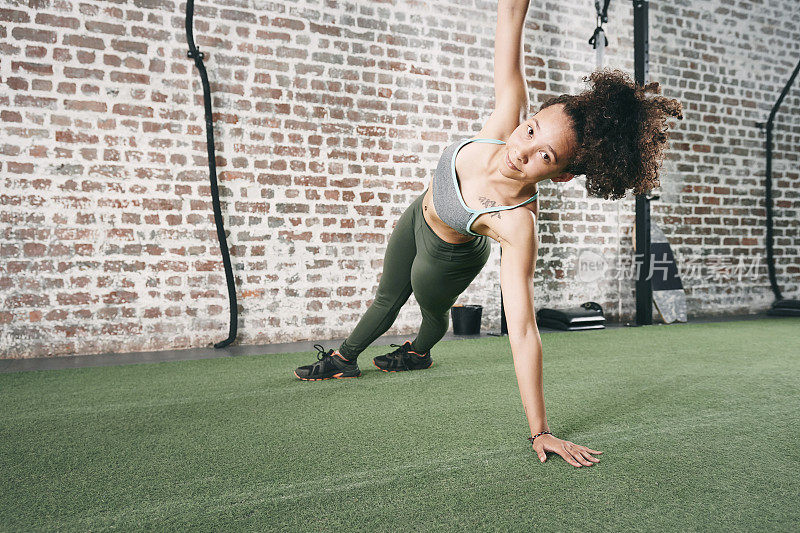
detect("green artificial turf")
[1,318,799,531]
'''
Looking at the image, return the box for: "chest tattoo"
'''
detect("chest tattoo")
[478,196,504,219]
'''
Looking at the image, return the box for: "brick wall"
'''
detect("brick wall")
[1,0,798,358]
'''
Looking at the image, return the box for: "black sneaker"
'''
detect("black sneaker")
[293,344,361,381]
[373,341,433,372]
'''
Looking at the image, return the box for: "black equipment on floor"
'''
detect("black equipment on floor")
[185,1,238,347]
[769,299,800,317]
[451,305,483,335]
[757,55,800,318]
[536,302,606,331]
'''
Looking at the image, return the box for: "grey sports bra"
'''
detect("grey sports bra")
[431,137,538,237]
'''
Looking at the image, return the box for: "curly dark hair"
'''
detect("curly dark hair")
[539,68,683,200]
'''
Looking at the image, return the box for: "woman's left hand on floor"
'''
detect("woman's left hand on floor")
[531,434,602,467]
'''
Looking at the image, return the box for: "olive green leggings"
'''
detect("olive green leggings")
[338,190,491,360]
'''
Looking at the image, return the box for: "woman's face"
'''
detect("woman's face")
[501,103,577,184]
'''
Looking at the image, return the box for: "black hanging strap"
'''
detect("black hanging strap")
[185,0,238,348]
[588,0,611,49]
[757,56,800,302]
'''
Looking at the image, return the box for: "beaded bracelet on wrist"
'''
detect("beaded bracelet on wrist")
[528,431,552,445]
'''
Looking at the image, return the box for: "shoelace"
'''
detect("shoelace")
[312,344,354,368]
[313,343,333,363]
[387,343,410,360]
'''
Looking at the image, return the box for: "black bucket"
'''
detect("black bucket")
[451,304,482,335]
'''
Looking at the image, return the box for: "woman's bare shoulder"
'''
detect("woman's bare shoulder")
[476,207,538,248]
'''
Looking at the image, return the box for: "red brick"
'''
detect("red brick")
[272,17,305,30]
[1,110,22,122]
[111,39,147,54]
[12,27,57,43]
[12,61,53,75]
[109,71,150,84]
[85,20,126,35]
[112,103,153,118]
[132,0,175,11]
[56,130,99,144]
[35,13,80,28]
[0,9,29,22]
[63,34,105,50]
[14,94,57,108]
[64,100,106,112]
[64,67,104,79]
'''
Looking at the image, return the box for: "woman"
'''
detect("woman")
[294,0,682,468]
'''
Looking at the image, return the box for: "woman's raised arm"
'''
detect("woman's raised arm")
[493,0,531,116]
[476,0,531,140]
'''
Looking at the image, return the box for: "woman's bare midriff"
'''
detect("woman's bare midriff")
[422,182,479,245]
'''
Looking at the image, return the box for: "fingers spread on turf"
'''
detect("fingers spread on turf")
[579,449,599,463]
[571,449,593,467]
[578,446,602,460]
[561,443,596,467]
[559,448,583,467]
[568,443,600,465]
